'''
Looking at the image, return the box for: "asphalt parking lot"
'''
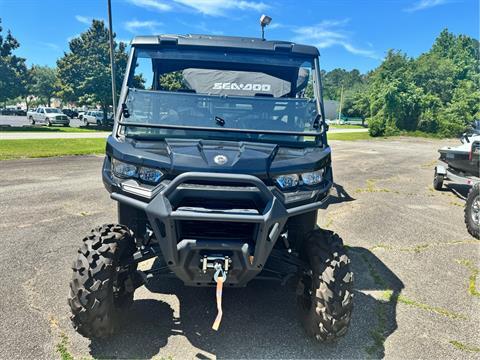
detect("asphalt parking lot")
[0,137,478,359]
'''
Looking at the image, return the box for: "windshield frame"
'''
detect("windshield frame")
[114,45,328,145]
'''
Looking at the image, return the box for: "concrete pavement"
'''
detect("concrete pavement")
[0,137,478,359]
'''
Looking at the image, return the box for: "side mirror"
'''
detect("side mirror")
[461,132,470,144]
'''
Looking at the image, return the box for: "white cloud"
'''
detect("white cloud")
[405,0,449,12]
[173,0,267,16]
[40,42,61,51]
[124,20,163,33]
[67,34,81,42]
[128,0,267,16]
[268,23,283,30]
[292,19,380,59]
[75,15,91,25]
[177,20,223,34]
[127,0,172,11]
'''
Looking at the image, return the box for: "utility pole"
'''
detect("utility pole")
[107,0,117,117]
[338,85,344,124]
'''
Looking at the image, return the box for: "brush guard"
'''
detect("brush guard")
[111,172,328,286]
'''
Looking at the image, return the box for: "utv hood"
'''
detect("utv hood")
[106,136,331,180]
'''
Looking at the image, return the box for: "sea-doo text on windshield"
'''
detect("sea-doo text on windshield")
[212,82,272,92]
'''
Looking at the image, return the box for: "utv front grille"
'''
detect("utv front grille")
[177,220,257,245]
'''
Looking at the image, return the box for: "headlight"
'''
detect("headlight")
[274,174,299,189]
[111,158,164,184]
[274,169,325,189]
[112,159,137,178]
[139,167,163,183]
[301,169,324,186]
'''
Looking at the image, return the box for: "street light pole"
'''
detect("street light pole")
[107,0,117,117]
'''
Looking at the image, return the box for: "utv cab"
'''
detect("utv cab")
[69,34,353,341]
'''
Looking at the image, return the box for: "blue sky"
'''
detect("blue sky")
[0,0,478,73]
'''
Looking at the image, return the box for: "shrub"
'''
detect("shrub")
[368,116,386,137]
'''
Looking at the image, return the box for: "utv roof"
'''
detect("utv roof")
[131,34,319,57]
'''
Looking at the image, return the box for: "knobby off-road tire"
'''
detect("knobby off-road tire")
[465,184,480,239]
[68,224,138,338]
[297,229,354,342]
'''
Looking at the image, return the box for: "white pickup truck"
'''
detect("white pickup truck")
[27,107,70,126]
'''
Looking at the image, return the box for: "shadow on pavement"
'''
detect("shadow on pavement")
[88,248,403,359]
[445,183,470,201]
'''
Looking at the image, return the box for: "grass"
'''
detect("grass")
[370,239,478,254]
[449,340,480,353]
[455,259,480,297]
[329,131,373,141]
[386,292,467,320]
[365,302,388,357]
[328,124,366,129]
[56,333,74,360]
[0,138,106,160]
[396,130,446,139]
[355,179,397,194]
[0,125,105,133]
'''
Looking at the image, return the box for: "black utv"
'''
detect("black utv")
[68,34,353,341]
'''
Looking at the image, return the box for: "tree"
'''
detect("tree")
[322,68,365,100]
[366,29,479,137]
[57,20,129,118]
[439,80,480,136]
[0,18,28,105]
[158,71,184,91]
[30,66,59,106]
[366,50,423,135]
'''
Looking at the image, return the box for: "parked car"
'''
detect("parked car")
[62,108,78,119]
[83,110,113,127]
[28,107,70,126]
[1,107,25,115]
[0,108,14,115]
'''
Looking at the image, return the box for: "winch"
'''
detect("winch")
[200,255,232,274]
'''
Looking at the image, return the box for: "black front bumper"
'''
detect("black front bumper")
[110,172,331,286]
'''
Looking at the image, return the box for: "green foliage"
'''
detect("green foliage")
[368,115,386,137]
[329,29,480,138]
[158,71,184,91]
[56,19,129,114]
[0,18,28,104]
[322,68,365,100]
[29,66,59,106]
[0,138,106,160]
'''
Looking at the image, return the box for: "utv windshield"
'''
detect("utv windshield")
[119,47,323,145]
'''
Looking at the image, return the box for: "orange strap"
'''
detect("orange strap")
[212,276,224,331]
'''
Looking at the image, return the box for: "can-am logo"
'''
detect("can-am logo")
[213,82,271,92]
